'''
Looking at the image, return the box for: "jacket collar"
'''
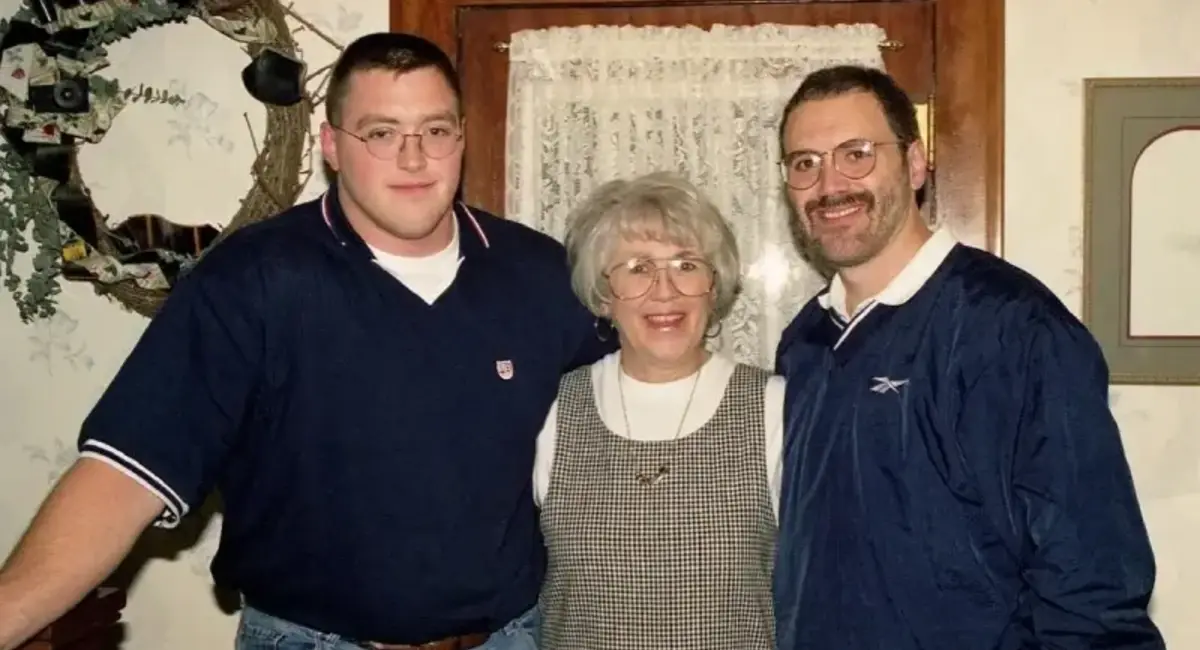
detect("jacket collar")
[817,227,958,320]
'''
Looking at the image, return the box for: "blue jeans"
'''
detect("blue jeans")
[235,605,540,650]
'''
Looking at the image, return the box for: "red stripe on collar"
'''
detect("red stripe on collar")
[320,192,490,250]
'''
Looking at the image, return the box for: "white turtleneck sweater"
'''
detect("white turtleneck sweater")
[534,350,786,517]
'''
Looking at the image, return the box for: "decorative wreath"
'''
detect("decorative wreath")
[0,0,336,322]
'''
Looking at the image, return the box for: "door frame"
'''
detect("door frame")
[390,0,1004,253]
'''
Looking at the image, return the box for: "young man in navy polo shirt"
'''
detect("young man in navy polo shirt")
[0,33,611,650]
[772,65,1165,649]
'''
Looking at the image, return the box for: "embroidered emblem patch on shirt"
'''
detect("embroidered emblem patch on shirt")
[870,376,909,394]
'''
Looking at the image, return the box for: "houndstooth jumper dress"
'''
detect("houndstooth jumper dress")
[539,363,777,650]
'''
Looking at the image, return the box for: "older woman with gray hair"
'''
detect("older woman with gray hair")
[532,171,784,650]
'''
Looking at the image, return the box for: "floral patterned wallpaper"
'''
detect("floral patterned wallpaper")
[1005,1,1200,646]
[0,0,385,648]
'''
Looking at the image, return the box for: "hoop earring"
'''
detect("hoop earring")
[705,319,723,340]
[595,318,616,342]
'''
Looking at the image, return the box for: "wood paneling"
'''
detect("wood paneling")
[933,0,1005,251]
[391,0,1003,252]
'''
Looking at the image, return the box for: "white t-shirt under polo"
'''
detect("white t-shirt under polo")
[367,218,462,304]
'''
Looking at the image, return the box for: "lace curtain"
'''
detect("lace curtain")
[505,23,888,368]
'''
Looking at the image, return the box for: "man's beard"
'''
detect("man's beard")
[800,184,903,269]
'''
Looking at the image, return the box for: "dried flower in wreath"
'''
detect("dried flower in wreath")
[0,0,337,323]
[202,0,253,18]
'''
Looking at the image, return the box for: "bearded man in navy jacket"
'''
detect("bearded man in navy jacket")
[772,64,1165,650]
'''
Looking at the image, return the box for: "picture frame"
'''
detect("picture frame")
[1082,77,1200,385]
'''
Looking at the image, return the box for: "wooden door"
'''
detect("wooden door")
[392,0,1003,252]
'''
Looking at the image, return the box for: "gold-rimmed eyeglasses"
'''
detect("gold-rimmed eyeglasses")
[604,257,716,301]
[779,138,904,190]
[332,123,463,160]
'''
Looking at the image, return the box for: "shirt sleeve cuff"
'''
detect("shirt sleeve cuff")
[79,439,190,529]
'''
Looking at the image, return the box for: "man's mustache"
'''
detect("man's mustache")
[804,191,875,217]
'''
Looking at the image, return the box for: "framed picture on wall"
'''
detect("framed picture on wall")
[1082,76,1200,385]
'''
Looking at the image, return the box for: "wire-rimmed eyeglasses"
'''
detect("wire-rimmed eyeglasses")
[779,139,903,190]
[332,123,463,160]
[604,257,716,301]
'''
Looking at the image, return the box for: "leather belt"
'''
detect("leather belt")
[357,632,490,650]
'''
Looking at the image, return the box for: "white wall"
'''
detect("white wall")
[0,2,387,648]
[1004,0,1200,646]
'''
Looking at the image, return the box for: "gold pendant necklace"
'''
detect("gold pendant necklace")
[618,361,702,487]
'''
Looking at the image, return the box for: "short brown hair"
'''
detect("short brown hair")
[325,32,462,125]
[779,65,919,147]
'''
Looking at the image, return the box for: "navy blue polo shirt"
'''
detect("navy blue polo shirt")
[77,186,613,644]
[772,232,1162,649]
